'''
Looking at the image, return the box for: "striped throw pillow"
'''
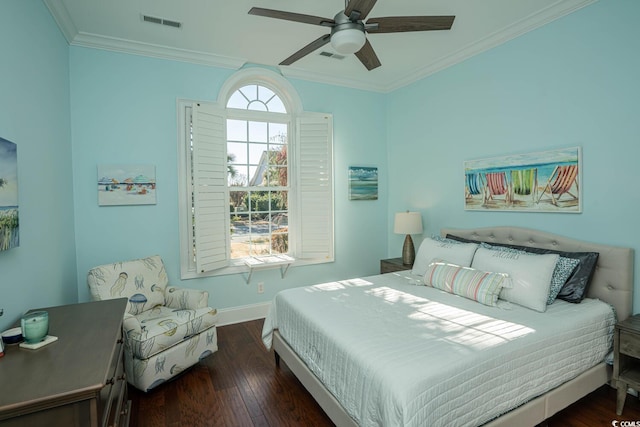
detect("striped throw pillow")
[424,261,508,306]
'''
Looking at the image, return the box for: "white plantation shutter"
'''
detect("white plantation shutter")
[192,103,230,273]
[296,113,334,261]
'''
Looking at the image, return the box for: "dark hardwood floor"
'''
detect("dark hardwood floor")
[129,319,640,427]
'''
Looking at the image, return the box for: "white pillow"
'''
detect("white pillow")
[471,247,559,312]
[411,237,479,276]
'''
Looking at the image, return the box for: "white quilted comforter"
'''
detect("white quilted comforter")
[262,272,615,427]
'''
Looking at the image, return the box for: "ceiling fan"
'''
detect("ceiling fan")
[248,0,455,71]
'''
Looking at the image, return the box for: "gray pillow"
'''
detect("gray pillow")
[446,234,599,303]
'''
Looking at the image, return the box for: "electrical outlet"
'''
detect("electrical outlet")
[257,282,264,294]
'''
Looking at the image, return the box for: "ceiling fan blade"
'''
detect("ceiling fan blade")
[249,7,334,27]
[366,16,455,33]
[354,39,381,71]
[345,0,378,21]
[280,34,331,66]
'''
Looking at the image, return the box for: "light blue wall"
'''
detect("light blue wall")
[4,0,638,326]
[0,0,76,330]
[69,48,388,307]
[387,0,640,310]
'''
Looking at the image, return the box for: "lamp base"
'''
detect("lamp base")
[402,234,415,266]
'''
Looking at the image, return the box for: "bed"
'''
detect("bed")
[262,226,634,426]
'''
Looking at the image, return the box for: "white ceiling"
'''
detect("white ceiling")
[44,0,596,93]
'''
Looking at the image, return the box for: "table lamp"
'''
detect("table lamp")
[394,211,423,265]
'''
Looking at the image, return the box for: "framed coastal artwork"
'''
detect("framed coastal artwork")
[348,166,378,201]
[98,164,157,206]
[0,137,19,251]
[464,147,581,213]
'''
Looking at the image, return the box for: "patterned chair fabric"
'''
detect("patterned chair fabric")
[87,255,218,392]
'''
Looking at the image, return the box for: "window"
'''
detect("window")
[178,69,334,278]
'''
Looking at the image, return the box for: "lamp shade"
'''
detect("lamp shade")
[331,28,366,54]
[393,212,423,235]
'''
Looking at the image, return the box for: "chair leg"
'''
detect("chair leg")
[274,351,280,367]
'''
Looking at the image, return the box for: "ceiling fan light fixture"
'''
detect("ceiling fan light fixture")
[330,27,366,54]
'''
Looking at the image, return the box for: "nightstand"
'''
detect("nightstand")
[380,257,412,274]
[614,314,640,415]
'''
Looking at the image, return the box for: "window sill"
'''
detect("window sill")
[181,254,332,281]
[243,255,294,283]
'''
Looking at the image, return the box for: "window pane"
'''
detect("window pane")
[227,120,247,141]
[271,230,288,254]
[269,123,287,143]
[227,142,247,164]
[239,85,257,101]
[258,86,275,103]
[267,96,286,113]
[266,165,287,187]
[268,146,287,166]
[271,191,288,210]
[249,234,270,257]
[227,91,248,109]
[230,213,250,259]
[248,165,259,185]
[249,191,269,213]
[230,189,248,212]
[228,167,247,187]
[272,212,288,227]
[248,121,268,142]
[249,143,266,165]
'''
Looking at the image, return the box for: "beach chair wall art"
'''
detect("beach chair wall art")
[464,147,581,213]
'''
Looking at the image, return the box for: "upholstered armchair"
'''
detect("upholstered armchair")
[87,255,218,392]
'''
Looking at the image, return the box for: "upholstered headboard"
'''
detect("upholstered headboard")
[441,226,634,321]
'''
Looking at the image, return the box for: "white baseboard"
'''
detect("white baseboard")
[217,301,271,326]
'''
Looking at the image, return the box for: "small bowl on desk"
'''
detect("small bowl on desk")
[1,327,23,345]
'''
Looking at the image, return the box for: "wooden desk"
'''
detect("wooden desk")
[0,299,130,427]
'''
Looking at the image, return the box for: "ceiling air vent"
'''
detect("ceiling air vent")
[319,51,346,60]
[142,14,182,29]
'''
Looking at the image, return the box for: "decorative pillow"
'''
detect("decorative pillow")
[480,243,580,304]
[446,234,599,303]
[424,261,508,307]
[471,247,559,312]
[411,237,479,276]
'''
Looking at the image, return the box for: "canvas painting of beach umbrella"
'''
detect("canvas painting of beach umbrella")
[98,164,156,206]
[0,137,19,251]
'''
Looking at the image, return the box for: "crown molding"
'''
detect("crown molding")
[71,32,246,69]
[43,0,77,43]
[386,0,598,92]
